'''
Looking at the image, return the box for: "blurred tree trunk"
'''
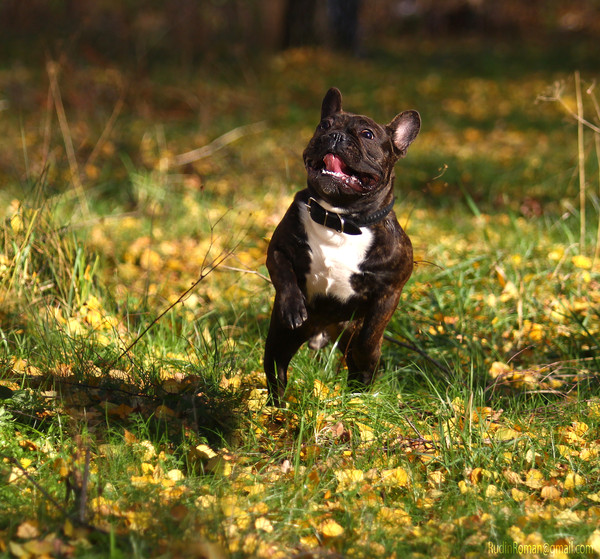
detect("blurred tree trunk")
[282,0,317,48]
[281,0,360,52]
[327,0,360,52]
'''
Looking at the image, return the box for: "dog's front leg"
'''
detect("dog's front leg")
[264,317,307,406]
[264,243,310,405]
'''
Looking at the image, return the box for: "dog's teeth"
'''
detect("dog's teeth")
[323,169,347,178]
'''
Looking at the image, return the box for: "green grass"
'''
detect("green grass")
[1,36,600,557]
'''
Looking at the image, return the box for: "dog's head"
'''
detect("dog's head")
[303,88,420,208]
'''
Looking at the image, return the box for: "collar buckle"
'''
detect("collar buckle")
[307,197,363,235]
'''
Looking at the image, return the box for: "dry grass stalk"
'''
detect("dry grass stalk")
[575,71,586,253]
[47,60,89,217]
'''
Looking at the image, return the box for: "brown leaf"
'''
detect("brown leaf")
[16,521,39,539]
[170,504,188,521]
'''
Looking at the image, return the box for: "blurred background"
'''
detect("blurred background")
[1,0,599,65]
[0,1,598,218]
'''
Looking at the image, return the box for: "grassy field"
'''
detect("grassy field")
[2,36,600,558]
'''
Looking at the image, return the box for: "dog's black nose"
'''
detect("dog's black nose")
[329,131,344,146]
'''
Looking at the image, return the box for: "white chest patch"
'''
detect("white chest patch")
[300,201,373,303]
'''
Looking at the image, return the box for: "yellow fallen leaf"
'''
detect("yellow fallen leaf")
[564,472,584,490]
[246,482,267,497]
[558,496,579,508]
[300,535,320,548]
[355,422,375,443]
[125,510,153,531]
[526,322,544,342]
[469,467,494,484]
[503,469,522,485]
[255,517,274,533]
[381,467,409,488]
[85,295,103,311]
[490,361,512,378]
[458,480,472,494]
[64,519,74,538]
[500,281,519,302]
[85,308,104,327]
[312,378,330,398]
[10,213,23,233]
[105,402,134,419]
[524,469,544,489]
[196,495,216,508]
[579,447,598,461]
[587,400,600,418]
[166,469,185,482]
[525,449,541,465]
[319,519,344,538]
[572,254,592,269]
[485,484,500,498]
[130,474,157,486]
[470,467,483,484]
[587,529,600,554]
[428,470,445,486]
[141,462,155,475]
[23,539,55,555]
[91,496,121,516]
[559,428,586,445]
[138,440,156,460]
[494,427,521,441]
[8,542,26,558]
[557,444,578,457]
[206,453,234,476]
[421,490,442,508]
[377,506,411,525]
[219,374,241,390]
[554,509,582,525]
[507,525,526,544]
[511,488,528,502]
[250,501,269,515]
[540,485,561,500]
[571,421,589,437]
[334,469,364,490]
[451,397,465,414]
[548,247,564,261]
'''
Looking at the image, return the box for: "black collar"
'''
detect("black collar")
[306,197,395,235]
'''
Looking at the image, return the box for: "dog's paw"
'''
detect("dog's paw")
[278,294,308,329]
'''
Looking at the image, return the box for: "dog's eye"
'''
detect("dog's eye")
[319,119,332,130]
[361,129,374,139]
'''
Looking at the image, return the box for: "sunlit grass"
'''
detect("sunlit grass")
[1,36,600,557]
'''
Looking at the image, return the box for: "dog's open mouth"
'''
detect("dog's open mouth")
[318,153,378,192]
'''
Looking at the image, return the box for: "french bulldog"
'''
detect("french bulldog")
[264,87,420,406]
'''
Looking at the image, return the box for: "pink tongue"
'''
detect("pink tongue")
[323,153,346,174]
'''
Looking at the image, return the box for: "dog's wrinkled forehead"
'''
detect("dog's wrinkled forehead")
[320,112,387,138]
[333,113,381,129]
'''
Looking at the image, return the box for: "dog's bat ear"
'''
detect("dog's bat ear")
[321,88,343,120]
[388,110,421,157]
